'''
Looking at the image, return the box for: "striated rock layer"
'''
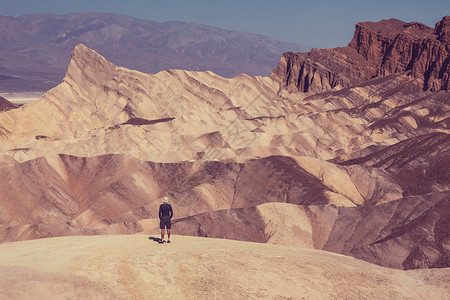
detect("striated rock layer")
[0,154,366,237]
[271,16,450,92]
[0,17,449,272]
[0,44,447,164]
[175,193,449,270]
[0,150,447,269]
[0,96,18,112]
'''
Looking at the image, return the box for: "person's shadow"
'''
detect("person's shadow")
[148,236,164,244]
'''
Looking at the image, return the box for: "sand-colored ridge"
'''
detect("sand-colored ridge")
[0,235,449,299]
[0,44,447,166]
[0,150,447,269]
[0,25,448,276]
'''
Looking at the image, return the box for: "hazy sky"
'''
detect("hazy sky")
[1,0,449,48]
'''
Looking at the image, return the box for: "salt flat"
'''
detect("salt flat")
[0,92,43,105]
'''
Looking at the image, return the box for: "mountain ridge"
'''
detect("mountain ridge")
[0,95,18,112]
[0,12,309,92]
[271,16,450,93]
[0,16,448,272]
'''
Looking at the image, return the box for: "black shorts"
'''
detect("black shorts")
[160,218,171,229]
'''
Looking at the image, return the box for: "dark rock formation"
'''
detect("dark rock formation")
[271,16,450,92]
[232,156,329,208]
[120,117,175,126]
[174,207,266,243]
[323,192,450,270]
[435,15,450,43]
[0,154,332,241]
[173,192,450,270]
[0,95,18,112]
[270,47,374,93]
[171,134,450,270]
[339,132,450,197]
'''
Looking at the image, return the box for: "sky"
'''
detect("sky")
[1,0,449,48]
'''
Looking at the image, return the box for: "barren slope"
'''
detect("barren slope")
[0,44,447,165]
[0,95,17,112]
[0,154,368,242]
[0,235,449,299]
[174,192,449,270]
[0,152,446,269]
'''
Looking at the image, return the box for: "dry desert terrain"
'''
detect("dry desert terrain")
[0,235,449,299]
[0,16,449,300]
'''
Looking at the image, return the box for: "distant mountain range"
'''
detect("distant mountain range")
[0,12,309,92]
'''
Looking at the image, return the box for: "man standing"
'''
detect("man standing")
[159,196,173,243]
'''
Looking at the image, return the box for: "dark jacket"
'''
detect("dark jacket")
[159,203,173,220]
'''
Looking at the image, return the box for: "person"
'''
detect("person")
[159,196,173,243]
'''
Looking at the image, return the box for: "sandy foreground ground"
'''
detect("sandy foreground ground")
[0,235,448,300]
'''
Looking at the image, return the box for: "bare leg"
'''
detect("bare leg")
[161,229,165,240]
[167,229,171,240]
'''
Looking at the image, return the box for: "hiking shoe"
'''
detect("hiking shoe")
[167,240,171,243]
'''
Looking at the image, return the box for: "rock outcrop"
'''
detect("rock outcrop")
[271,16,450,92]
[174,192,449,270]
[338,132,450,197]
[270,47,374,93]
[0,154,371,242]
[0,95,17,112]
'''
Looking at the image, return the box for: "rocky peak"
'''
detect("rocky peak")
[270,47,374,93]
[434,15,450,44]
[0,95,18,112]
[64,44,116,89]
[348,19,434,64]
[271,16,450,92]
